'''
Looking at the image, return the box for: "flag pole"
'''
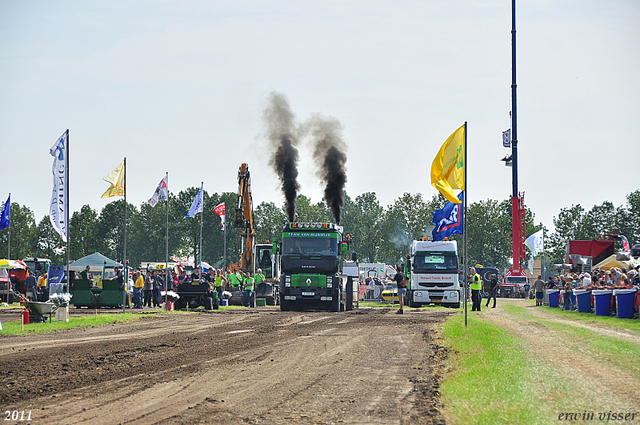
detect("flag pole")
[199,182,203,275]
[123,157,127,313]
[542,228,546,280]
[7,193,10,259]
[464,121,468,327]
[165,172,169,311]
[223,205,227,271]
[65,130,70,294]
[5,193,9,304]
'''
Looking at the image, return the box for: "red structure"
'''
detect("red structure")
[511,192,527,272]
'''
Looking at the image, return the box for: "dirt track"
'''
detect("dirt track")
[0,307,452,424]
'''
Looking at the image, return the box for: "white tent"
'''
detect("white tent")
[69,252,122,272]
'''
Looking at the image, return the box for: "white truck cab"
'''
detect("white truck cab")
[408,240,460,308]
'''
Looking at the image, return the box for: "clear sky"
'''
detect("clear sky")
[1,0,638,232]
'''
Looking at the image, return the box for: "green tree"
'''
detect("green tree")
[583,201,616,238]
[95,199,137,265]
[340,192,384,263]
[378,193,442,266]
[548,205,590,264]
[255,201,287,244]
[129,199,171,268]
[35,216,65,264]
[616,190,639,247]
[293,195,331,223]
[174,187,203,262]
[464,199,511,268]
[0,203,37,260]
[69,205,99,260]
[202,191,238,269]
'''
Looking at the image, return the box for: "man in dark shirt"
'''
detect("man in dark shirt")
[79,265,91,281]
[485,273,499,308]
[534,275,546,306]
[112,266,125,290]
[394,271,407,315]
[25,273,37,301]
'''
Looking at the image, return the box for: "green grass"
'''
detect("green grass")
[503,304,640,378]
[442,315,546,424]
[442,305,640,424]
[538,305,640,333]
[0,313,143,335]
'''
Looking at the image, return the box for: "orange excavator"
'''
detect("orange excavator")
[226,163,257,306]
[228,163,255,274]
[226,163,281,306]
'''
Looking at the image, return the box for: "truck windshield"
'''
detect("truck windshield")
[413,252,458,271]
[282,237,338,256]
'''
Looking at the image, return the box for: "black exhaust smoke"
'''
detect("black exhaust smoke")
[263,92,300,222]
[304,113,347,223]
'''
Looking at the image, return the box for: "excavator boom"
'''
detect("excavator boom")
[233,163,255,272]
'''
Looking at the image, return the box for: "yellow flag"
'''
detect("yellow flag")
[431,124,465,203]
[101,159,125,198]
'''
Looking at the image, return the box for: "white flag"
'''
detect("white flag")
[149,174,168,207]
[185,183,204,218]
[528,254,534,274]
[525,229,544,256]
[502,129,511,148]
[49,130,68,242]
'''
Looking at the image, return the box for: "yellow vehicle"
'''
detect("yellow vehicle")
[380,284,399,302]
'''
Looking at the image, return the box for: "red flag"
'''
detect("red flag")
[213,202,225,230]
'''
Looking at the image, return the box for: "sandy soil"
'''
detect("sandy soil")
[0,307,452,424]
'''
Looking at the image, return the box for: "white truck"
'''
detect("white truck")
[407,240,461,308]
[358,263,395,282]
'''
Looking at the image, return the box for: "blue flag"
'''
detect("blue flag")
[185,183,204,218]
[0,194,9,230]
[432,191,464,241]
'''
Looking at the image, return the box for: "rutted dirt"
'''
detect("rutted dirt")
[0,307,452,424]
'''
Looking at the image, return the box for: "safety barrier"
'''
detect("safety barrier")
[545,288,638,319]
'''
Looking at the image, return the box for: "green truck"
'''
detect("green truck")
[278,222,356,312]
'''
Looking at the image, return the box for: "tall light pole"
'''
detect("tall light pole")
[510,0,526,274]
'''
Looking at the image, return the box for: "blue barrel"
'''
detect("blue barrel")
[220,299,228,307]
[613,289,637,319]
[547,289,560,308]
[573,289,591,313]
[593,290,612,316]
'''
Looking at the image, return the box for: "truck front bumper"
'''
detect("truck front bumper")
[282,287,335,302]
[412,289,459,304]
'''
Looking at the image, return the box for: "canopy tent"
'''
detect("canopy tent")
[198,261,214,273]
[593,254,630,271]
[69,252,122,272]
[0,259,26,269]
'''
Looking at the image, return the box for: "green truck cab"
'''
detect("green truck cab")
[278,222,353,312]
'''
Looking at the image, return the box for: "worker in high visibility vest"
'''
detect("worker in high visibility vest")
[242,271,254,307]
[470,267,482,311]
[228,269,242,289]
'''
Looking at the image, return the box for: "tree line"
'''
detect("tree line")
[0,189,638,271]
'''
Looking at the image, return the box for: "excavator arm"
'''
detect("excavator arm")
[233,163,255,272]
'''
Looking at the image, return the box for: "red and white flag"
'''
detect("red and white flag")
[148,174,168,207]
[213,202,225,230]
